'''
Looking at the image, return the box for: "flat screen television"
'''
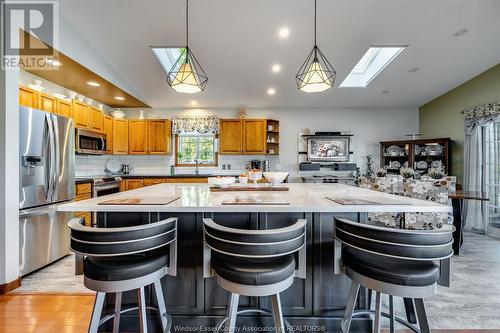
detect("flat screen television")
[307,136,350,162]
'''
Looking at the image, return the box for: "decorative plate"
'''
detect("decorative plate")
[425,144,443,156]
[105,158,122,174]
[389,161,401,169]
[414,145,422,155]
[386,145,402,156]
[416,161,428,169]
[431,160,442,168]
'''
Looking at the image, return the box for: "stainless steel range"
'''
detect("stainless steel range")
[92,176,121,197]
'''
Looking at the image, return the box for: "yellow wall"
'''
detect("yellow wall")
[419,63,500,183]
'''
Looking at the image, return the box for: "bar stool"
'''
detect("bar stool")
[68,217,178,333]
[202,218,307,333]
[334,217,453,333]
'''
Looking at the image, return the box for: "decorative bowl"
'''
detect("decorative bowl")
[208,176,235,187]
[263,172,288,185]
[111,109,125,119]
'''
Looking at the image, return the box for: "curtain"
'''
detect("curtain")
[171,115,219,134]
[463,102,500,231]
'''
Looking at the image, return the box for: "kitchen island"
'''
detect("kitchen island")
[58,183,451,332]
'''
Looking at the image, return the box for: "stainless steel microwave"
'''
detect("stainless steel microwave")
[75,128,107,155]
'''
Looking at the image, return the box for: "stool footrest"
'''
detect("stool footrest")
[353,309,420,333]
[215,308,293,333]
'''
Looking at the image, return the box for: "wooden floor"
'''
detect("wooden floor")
[0,293,94,333]
[1,293,499,333]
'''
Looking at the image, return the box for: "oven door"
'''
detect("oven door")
[75,129,107,155]
[93,182,121,197]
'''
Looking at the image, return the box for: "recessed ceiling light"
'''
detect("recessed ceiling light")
[272,64,281,73]
[278,27,290,39]
[408,67,418,73]
[267,88,276,96]
[86,81,100,87]
[381,90,390,94]
[339,46,407,88]
[114,96,125,100]
[190,100,197,106]
[454,28,468,37]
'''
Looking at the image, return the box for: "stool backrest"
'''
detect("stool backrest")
[68,217,177,257]
[334,217,453,261]
[203,218,306,258]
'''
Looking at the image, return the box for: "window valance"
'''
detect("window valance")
[172,115,220,134]
[463,101,500,120]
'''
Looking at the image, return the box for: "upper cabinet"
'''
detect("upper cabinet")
[19,86,38,108]
[128,120,149,154]
[103,115,113,154]
[89,107,104,132]
[37,92,57,113]
[113,118,129,154]
[148,119,172,154]
[72,100,89,128]
[219,119,243,154]
[219,118,272,155]
[56,99,72,118]
[242,119,266,154]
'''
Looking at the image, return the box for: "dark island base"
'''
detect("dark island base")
[96,211,373,332]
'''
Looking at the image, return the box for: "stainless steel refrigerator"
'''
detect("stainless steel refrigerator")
[19,106,75,276]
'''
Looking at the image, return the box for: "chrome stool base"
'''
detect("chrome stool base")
[352,310,420,333]
[214,308,293,333]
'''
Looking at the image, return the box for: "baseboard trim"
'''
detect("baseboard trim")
[0,277,22,295]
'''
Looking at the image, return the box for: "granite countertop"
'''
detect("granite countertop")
[58,183,452,214]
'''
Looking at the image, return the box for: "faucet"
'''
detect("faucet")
[195,159,199,175]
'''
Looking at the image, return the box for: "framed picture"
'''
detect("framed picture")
[307,137,350,162]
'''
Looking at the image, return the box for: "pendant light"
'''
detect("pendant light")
[295,0,336,93]
[167,0,207,93]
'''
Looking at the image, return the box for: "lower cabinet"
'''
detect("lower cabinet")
[166,178,208,183]
[143,178,167,186]
[125,179,144,190]
[74,183,92,226]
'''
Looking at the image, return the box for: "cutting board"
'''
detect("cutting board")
[98,196,180,205]
[210,186,289,192]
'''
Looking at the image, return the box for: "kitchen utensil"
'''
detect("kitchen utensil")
[263,160,270,172]
[121,164,131,174]
[250,160,262,170]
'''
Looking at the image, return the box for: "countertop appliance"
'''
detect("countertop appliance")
[75,128,107,155]
[19,106,75,275]
[250,160,262,170]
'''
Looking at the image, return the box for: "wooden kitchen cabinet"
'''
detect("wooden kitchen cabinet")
[148,120,171,154]
[72,100,89,128]
[89,107,104,132]
[38,92,57,113]
[219,119,243,154]
[74,182,92,226]
[113,118,128,154]
[103,115,113,154]
[128,120,149,154]
[143,178,167,186]
[19,86,38,108]
[243,119,266,154]
[125,179,144,190]
[56,98,72,118]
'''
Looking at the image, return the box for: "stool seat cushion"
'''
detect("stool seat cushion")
[342,247,439,287]
[84,250,168,282]
[212,253,295,286]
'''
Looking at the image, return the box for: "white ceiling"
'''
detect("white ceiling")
[59,0,500,109]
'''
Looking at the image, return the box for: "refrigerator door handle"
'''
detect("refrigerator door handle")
[46,114,56,201]
[52,116,61,198]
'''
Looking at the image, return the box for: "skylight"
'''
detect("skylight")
[150,47,186,74]
[339,46,406,87]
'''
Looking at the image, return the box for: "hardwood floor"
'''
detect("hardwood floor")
[0,293,94,333]
[1,293,499,333]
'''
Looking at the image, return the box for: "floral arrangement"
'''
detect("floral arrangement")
[428,168,446,180]
[400,166,415,179]
[376,168,387,177]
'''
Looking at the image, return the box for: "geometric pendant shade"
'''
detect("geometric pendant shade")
[167,0,207,93]
[296,45,336,93]
[167,46,208,93]
[295,0,336,93]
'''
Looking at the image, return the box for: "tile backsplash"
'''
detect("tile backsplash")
[75,154,278,177]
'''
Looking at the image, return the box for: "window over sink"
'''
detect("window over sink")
[175,133,218,166]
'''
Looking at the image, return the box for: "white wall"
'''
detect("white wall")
[0,67,20,284]
[83,107,418,180]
